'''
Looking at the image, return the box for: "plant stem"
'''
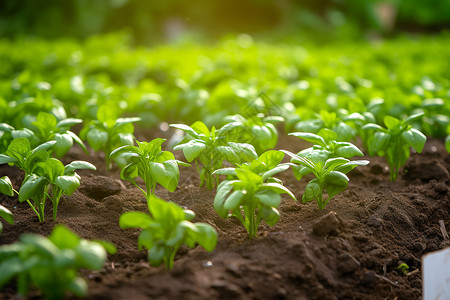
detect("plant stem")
[26,200,42,222]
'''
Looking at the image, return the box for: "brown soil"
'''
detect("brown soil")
[0,131,449,300]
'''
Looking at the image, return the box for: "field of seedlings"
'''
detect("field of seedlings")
[0,32,449,300]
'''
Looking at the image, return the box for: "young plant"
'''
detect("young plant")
[0,176,14,234]
[110,138,188,202]
[213,150,296,239]
[223,113,283,154]
[171,121,257,189]
[80,105,140,169]
[19,158,96,222]
[288,129,365,180]
[0,225,116,299]
[397,263,409,275]
[0,137,56,177]
[283,150,369,210]
[120,195,217,269]
[363,113,426,181]
[294,110,356,142]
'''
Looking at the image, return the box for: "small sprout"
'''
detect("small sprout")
[397,263,409,275]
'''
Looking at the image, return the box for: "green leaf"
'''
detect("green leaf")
[0,257,24,286]
[289,132,326,146]
[149,160,180,192]
[335,143,364,158]
[55,175,81,196]
[75,240,106,270]
[66,131,88,153]
[258,150,285,169]
[56,118,83,128]
[261,164,289,181]
[32,112,57,137]
[64,161,96,174]
[302,180,321,204]
[212,168,237,176]
[20,234,59,257]
[39,158,65,183]
[115,117,141,127]
[324,171,349,199]
[194,223,217,252]
[362,123,383,131]
[49,225,80,249]
[404,112,424,123]
[384,116,401,129]
[67,277,88,298]
[236,169,262,185]
[214,180,235,218]
[148,245,165,267]
[335,160,370,174]
[0,176,14,197]
[258,206,280,226]
[119,212,152,228]
[0,154,17,165]
[334,122,355,141]
[6,137,30,160]
[170,124,200,139]
[259,183,296,201]
[191,121,210,137]
[255,191,281,207]
[224,190,245,210]
[32,140,56,154]
[86,128,108,151]
[402,128,426,153]
[18,175,46,203]
[0,204,13,225]
[324,157,349,170]
[92,240,117,255]
[53,133,73,158]
[368,132,390,155]
[180,140,206,162]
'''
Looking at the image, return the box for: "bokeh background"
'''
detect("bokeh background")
[1,0,450,44]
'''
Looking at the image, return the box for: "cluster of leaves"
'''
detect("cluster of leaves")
[110,138,188,202]
[0,225,115,299]
[80,105,140,170]
[120,195,217,269]
[0,137,95,222]
[0,176,14,233]
[363,113,426,181]
[171,121,258,189]
[213,150,296,238]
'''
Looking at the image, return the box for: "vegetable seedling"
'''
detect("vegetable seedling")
[0,137,56,177]
[213,150,296,239]
[0,225,116,299]
[363,113,426,181]
[171,121,257,189]
[80,105,140,170]
[110,138,188,202]
[283,150,369,210]
[397,263,409,275]
[223,113,283,154]
[19,158,96,222]
[120,195,217,269]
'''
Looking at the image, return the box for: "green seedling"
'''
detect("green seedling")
[0,138,55,177]
[80,105,140,170]
[283,150,369,209]
[110,138,188,202]
[171,121,257,189]
[19,158,96,222]
[120,195,217,269]
[0,176,14,234]
[397,263,409,275]
[223,113,283,154]
[288,129,364,180]
[28,112,87,157]
[0,225,116,299]
[363,113,426,181]
[213,150,296,239]
[294,110,356,142]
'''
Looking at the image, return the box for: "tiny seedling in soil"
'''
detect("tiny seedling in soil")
[110,138,189,202]
[119,195,217,269]
[0,225,116,300]
[213,150,296,239]
[171,121,257,189]
[363,113,426,181]
[397,263,409,275]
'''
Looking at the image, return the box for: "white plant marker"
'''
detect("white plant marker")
[422,247,450,300]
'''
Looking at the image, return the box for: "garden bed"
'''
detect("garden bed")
[1,131,448,300]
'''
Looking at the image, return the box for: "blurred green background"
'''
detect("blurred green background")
[1,0,450,44]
